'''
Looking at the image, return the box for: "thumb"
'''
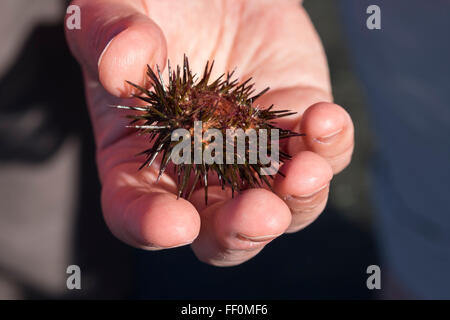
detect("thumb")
[65,0,167,97]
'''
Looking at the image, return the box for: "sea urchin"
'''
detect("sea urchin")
[114,55,303,203]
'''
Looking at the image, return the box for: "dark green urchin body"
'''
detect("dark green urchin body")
[114,56,303,203]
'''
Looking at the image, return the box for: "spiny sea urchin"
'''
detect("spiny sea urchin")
[114,55,303,203]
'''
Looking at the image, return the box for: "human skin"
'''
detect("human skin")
[65,0,354,266]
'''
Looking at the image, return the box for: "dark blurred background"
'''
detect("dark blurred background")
[0,0,380,299]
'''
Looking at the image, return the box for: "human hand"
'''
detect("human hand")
[65,0,354,266]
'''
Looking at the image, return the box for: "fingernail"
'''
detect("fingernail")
[284,183,329,201]
[313,129,342,144]
[237,233,282,242]
[164,241,194,249]
[97,25,128,67]
[98,37,115,67]
[149,240,194,250]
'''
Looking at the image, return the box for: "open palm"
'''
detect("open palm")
[66,0,354,266]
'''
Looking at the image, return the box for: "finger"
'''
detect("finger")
[191,188,292,266]
[255,86,333,131]
[65,0,167,97]
[289,102,354,174]
[88,93,201,250]
[274,151,333,233]
[101,161,201,250]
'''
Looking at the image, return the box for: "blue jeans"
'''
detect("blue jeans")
[339,0,450,298]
